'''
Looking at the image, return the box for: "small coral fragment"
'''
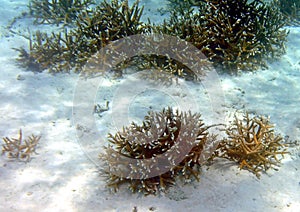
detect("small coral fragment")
[214,113,289,177]
[2,129,41,162]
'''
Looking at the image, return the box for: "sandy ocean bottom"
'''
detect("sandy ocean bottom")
[0,0,299,211]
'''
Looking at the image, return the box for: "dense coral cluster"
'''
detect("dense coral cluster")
[15,0,288,74]
[16,0,146,73]
[213,113,289,177]
[159,0,288,72]
[100,107,216,195]
[101,108,289,195]
[2,129,41,162]
[274,0,300,25]
[29,0,95,25]
[15,30,82,72]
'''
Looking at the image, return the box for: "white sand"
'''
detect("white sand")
[0,1,299,211]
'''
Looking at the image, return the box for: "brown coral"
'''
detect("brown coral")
[214,113,289,177]
[29,0,95,25]
[100,107,216,195]
[16,0,147,73]
[2,129,41,162]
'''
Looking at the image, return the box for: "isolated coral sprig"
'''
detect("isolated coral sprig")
[2,129,41,162]
[214,113,289,177]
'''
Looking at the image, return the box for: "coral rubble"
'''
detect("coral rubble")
[2,129,41,162]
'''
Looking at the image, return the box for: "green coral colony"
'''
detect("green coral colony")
[9,0,297,195]
[17,0,289,74]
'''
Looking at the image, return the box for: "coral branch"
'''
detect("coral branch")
[2,129,41,162]
[214,113,289,178]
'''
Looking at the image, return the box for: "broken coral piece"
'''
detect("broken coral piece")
[2,129,41,162]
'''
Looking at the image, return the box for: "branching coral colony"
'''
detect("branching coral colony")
[160,0,288,73]
[213,113,289,178]
[15,0,288,74]
[29,0,95,25]
[16,0,146,73]
[274,0,300,25]
[2,129,41,162]
[101,109,289,195]
[100,107,217,195]
[11,0,292,195]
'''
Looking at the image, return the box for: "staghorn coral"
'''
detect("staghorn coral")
[100,108,291,195]
[16,0,147,73]
[120,54,198,81]
[274,0,300,25]
[16,0,288,75]
[14,29,83,73]
[2,129,41,162]
[158,0,288,73]
[166,0,203,11]
[213,113,289,178]
[100,107,216,195]
[29,0,95,25]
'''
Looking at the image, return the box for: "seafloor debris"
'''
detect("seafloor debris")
[2,129,41,162]
[94,101,110,117]
[213,113,289,178]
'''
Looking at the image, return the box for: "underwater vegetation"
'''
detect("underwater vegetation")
[100,108,288,195]
[29,0,95,25]
[212,113,289,178]
[2,129,41,162]
[15,0,289,74]
[100,107,216,195]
